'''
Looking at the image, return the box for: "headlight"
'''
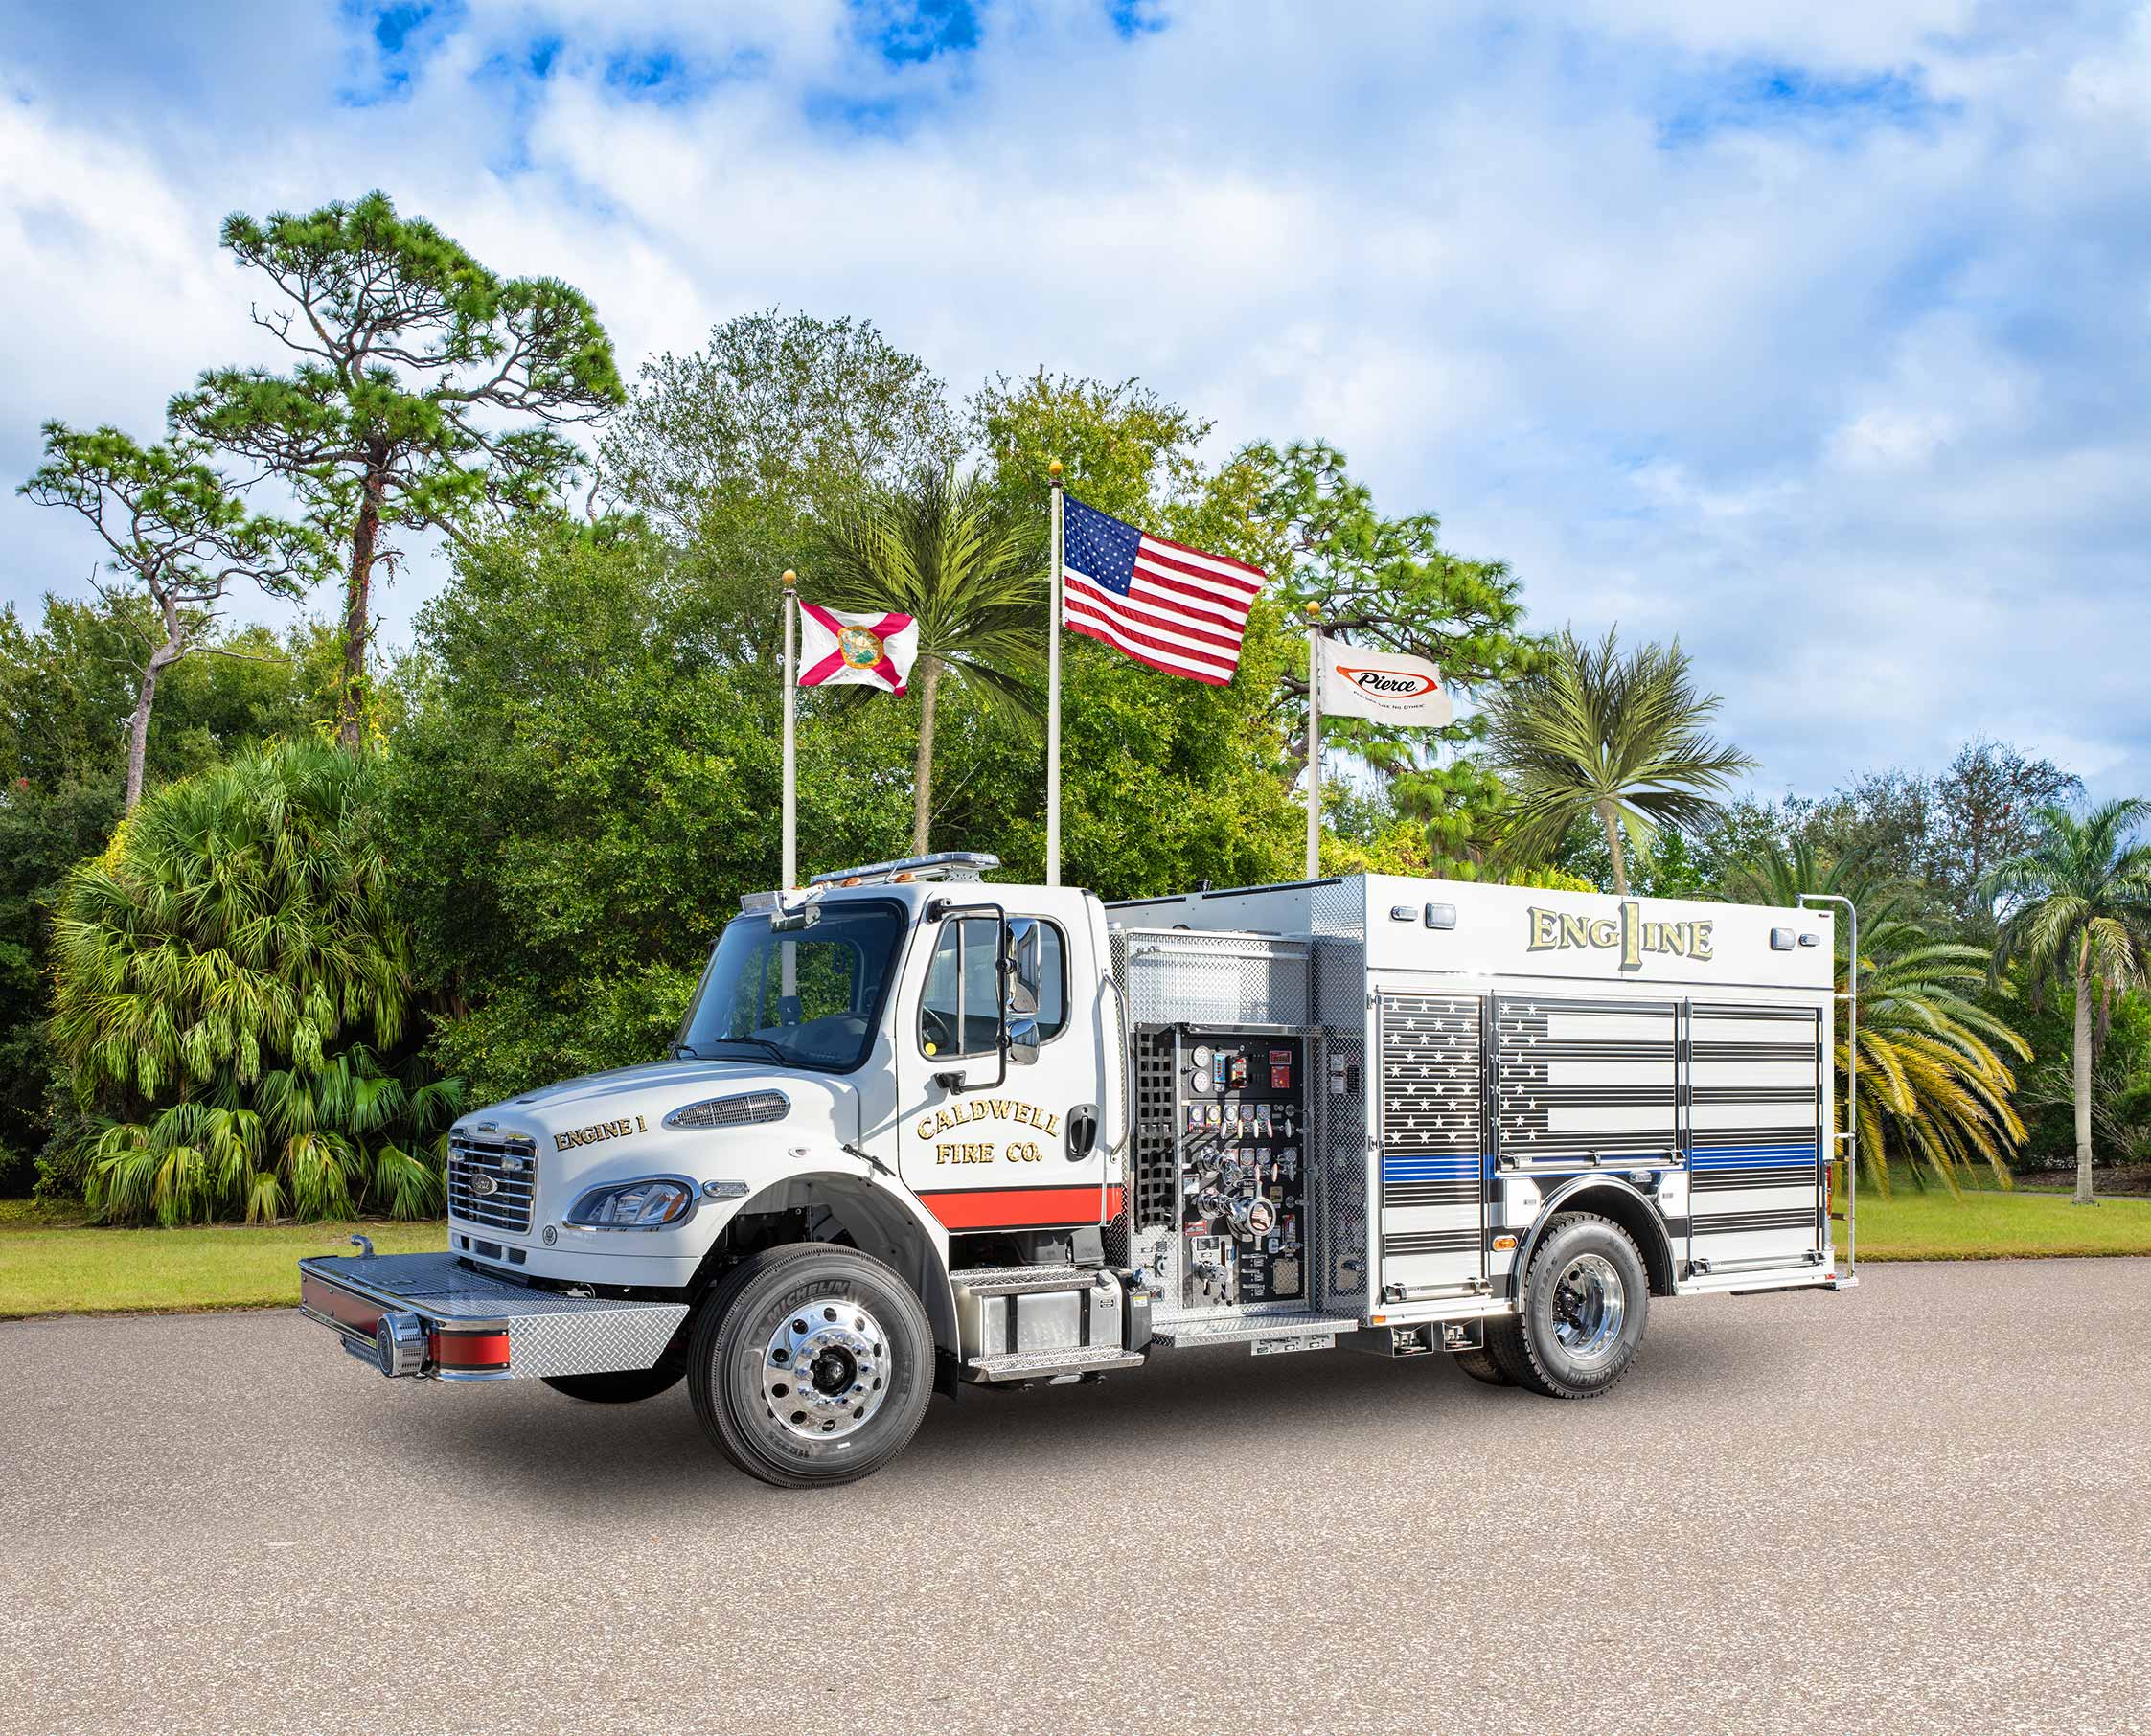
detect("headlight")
[566,1177,698,1230]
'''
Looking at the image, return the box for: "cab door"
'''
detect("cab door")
[896,904,1109,1239]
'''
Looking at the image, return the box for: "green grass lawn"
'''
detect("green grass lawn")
[4,1170,2151,1318]
[1842,1170,2151,1261]
[0,1200,445,1319]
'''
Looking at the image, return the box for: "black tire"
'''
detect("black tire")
[1450,1345,1515,1387]
[1503,1211,1649,1399]
[540,1366,685,1404]
[689,1243,934,1489]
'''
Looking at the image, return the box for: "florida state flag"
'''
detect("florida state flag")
[797,605,919,695]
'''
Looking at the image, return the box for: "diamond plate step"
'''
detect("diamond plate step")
[950,1264,1099,1297]
[966,1343,1146,1382]
[1150,1312,1358,1349]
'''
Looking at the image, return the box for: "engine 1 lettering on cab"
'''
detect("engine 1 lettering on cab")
[913,1099,1061,1141]
[553,1114,649,1153]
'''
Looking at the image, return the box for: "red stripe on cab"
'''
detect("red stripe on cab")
[917,1184,1125,1230]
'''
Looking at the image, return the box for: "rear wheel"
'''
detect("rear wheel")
[540,1366,684,1404]
[689,1243,934,1489]
[1449,1345,1515,1387]
[1496,1212,1649,1399]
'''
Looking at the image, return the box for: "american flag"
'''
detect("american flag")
[1061,493,1265,685]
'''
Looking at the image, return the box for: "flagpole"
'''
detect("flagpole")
[1046,458,1064,888]
[782,570,798,891]
[1304,602,1322,880]
[780,570,798,1002]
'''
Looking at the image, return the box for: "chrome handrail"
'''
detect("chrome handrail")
[1798,893,1857,1282]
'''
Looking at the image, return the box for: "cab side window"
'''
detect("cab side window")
[918,918,1069,1057]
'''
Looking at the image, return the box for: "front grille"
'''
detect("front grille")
[447,1130,538,1234]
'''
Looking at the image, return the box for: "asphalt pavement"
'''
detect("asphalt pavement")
[3,1259,2147,1736]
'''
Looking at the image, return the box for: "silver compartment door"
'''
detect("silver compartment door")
[1376,994,1487,1296]
[1686,1002,1826,1270]
[1493,994,1680,1170]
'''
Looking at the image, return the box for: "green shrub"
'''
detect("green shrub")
[48,741,460,1223]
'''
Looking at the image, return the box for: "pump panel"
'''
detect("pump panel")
[1171,1031,1310,1310]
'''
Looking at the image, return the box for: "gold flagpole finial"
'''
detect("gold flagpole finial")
[1306,602,1321,621]
[782,569,796,589]
[1047,458,1063,481]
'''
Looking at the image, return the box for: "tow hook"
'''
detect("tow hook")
[349,1233,375,1258]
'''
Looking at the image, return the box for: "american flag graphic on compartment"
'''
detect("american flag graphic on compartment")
[1495,997,1679,1165]
[1688,1003,1824,1266]
[1378,994,1485,1293]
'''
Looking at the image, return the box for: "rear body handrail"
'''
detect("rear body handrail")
[1797,893,1857,1282]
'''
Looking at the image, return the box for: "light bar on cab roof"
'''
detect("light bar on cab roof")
[806,851,1000,889]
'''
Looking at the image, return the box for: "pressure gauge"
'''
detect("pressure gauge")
[1191,1045,1213,1067]
[1188,1069,1213,1094]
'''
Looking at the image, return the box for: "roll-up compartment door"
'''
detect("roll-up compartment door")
[1686,1003,1824,1270]
[1377,994,1486,1296]
[1493,996,1679,1167]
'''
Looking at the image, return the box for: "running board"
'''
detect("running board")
[1676,1266,1841,1298]
[1150,1313,1359,1349]
[949,1264,1097,1297]
[967,1344,1146,1382]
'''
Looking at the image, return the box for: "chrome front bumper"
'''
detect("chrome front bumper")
[298,1249,690,1382]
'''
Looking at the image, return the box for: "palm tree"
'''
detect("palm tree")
[812,468,1044,855]
[1484,627,1755,895]
[1731,841,2028,1195]
[1984,800,2151,1204]
[49,741,462,1223]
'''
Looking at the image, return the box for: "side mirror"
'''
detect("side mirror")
[1001,919,1041,1020]
[1005,1018,1041,1067]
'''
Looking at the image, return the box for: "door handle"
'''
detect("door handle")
[1066,1103,1100,1158]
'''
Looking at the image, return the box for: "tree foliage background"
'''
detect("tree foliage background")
[7,261,2147,1211]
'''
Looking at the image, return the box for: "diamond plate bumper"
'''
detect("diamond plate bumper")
[297,1250,690,1382]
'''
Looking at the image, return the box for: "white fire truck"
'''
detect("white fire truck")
[298,852,1857,1488]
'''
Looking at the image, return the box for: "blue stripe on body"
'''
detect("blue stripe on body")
[1688,1142,1819,1170]
[1381,1158,1482,1181]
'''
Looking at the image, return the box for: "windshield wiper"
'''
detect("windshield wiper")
[708,1035,791,1064]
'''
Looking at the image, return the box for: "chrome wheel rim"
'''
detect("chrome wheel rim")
[1551,1252,1626,1363]
[762,1300,889,1441]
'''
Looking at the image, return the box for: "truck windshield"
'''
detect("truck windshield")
[675,900,906,1073]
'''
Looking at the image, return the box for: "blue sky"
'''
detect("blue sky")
[3,0,2148,802]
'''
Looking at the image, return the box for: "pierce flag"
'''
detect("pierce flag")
[797,605,919,695]
[1316,636,1453,728]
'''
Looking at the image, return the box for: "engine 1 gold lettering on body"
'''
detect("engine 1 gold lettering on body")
[553,1114,650,1153]
[1524,900,1713,971]
[915,1099,1061,1164]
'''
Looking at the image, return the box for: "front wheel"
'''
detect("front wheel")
[1487,1212,1649,1399]
[689,1244,935,1489]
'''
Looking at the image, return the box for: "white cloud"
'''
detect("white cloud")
[1,0,2148,805]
